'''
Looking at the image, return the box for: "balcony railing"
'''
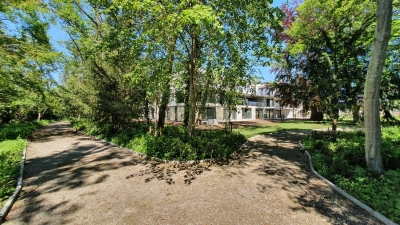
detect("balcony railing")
[247,101,265,107]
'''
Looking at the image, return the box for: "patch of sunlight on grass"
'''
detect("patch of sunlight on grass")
[234,121,332,138]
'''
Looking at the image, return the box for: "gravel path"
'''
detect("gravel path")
[2,122,381,224]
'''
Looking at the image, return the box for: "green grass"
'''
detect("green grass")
[0,120,52,205]
[0,139,27,203]
[234,119,364,138]
[234,121,328,138]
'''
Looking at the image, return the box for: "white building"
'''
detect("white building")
[165,83,306,123]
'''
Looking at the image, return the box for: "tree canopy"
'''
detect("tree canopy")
[0,0,61,123]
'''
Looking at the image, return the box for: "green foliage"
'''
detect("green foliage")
[0,120,51,142]
[72,119,246,161]
[274,0,376,125]
[0,139,26,203]
[0,120,50,204]
[303,128,400,223]
[0,1,62,122]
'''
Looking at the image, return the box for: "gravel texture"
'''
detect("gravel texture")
[2,121,382,225]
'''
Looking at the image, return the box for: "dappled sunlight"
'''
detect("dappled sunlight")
[4,122,381,225]
[224,131,378,225]
[6,122,146,224]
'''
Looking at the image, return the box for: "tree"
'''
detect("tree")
[380,0,400,123]
[118,0,283,138]
[364,0,393,174]
[0,0,61,123]
[50,0,150,128]
[273,0,376,136]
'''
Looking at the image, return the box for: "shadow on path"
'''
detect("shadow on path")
[3,124,381,225]
[229,130,381,225]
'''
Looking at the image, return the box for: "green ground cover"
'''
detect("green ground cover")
[302,127,400,223]
[0,120,51,204]
[72,119,246,161]
[233,120,356,138]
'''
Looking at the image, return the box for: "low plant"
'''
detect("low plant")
[0,120,51,204]
[302,128,400,223]
[72,119,246,161]
[0,139,26,203]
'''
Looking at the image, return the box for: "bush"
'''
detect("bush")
[0,120,51,142]
[71,120,247,161]
[302,128,400,223]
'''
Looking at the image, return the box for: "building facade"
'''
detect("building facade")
[165,83,306,123]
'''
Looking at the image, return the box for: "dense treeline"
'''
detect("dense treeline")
[50,0,284,138]
[1,0,399,171]
[272,0,400,128]
[0,1,62,123]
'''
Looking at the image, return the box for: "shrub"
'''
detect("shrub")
[70,120,247,161]
[303,128,400,223]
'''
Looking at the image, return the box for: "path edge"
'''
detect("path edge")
[0,145,27,223]
[299,142,398,225]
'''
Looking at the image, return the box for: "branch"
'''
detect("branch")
[72,0,99,28]
[178,31,190,59]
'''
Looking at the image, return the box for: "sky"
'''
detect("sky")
[48,0,287,83]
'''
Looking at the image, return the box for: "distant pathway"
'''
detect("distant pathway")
[2,122,381,224]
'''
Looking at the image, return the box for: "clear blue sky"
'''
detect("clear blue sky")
[48,0,287,82]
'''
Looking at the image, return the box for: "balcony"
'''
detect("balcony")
[247,101,265,107]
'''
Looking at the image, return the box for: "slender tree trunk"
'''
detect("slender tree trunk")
[144,99,151,125]
[37,108,47,122]
[364,0,392,174]
[352,106,360,124]
[157,37,176,135]
[196,47,213,125]
[187,35,198,138]
[331,100,339,141]
[184,77,190,126]
[310,106,323,121]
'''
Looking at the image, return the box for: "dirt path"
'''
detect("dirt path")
[2,122,381,225]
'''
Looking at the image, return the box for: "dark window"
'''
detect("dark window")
[204,107,216,120]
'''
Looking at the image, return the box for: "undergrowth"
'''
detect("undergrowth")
[302,127,400,223]
[0,120,51,204]
[71,119,246,161]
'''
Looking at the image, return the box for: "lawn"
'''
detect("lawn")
[234,119,363,138]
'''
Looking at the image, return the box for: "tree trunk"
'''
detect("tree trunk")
[37,107,47,122]
[196,47,213,126]
[310,106,323,121]
[144,99,151,125]
[352,106,360,124]
[331,101,339,141]
[364,0,392,174]
[157,37,176,135]
[187,35,198,138]
[183,77,190,126]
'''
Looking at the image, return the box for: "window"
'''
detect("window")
[258,88,264,96]
[242,107,252,119]
[223,108,237,120]
[256,109,263,119]
[204,107,216,120]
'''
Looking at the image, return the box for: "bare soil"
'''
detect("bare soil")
[2,121,381,225]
